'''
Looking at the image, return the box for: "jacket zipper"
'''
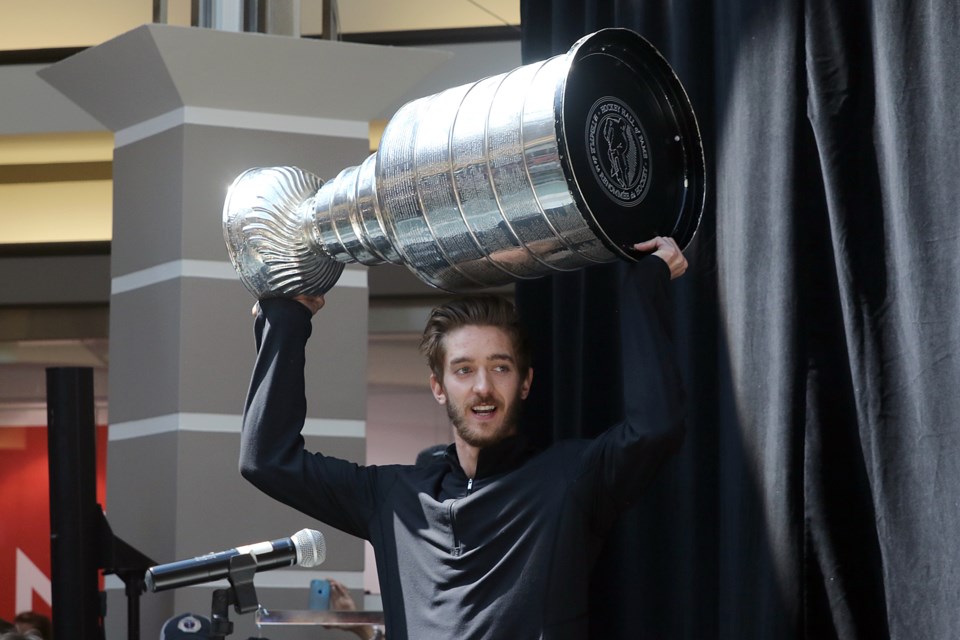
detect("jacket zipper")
[451,478,474,556]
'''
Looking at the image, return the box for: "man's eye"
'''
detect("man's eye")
[455,367,471,375]
[493,365,510,373]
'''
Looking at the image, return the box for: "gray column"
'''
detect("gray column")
[40,24,447,639]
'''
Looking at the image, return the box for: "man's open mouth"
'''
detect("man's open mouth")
[472,404,497,416]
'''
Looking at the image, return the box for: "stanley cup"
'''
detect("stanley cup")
[223,28,705,296]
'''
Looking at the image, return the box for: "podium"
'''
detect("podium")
[256,609,385,626]
[254,610,386,640]
[39,24,447,640]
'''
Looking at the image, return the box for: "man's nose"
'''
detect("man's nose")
[472,369,490,394]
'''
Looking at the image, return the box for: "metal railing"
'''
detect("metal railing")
[151,0,339,38]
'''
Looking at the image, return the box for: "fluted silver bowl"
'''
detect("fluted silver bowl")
[224,28,705,296]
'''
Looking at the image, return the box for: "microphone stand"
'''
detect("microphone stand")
[97,507,155,640]
[208,553,269,640]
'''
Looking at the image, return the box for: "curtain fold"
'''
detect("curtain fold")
[518,0,960,638]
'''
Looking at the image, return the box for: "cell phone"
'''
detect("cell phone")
[308,578,331,610]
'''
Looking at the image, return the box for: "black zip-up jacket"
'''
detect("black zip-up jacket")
[240,256,686,640]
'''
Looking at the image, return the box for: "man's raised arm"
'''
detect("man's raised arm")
[239,295,375,538]
[584,237,688,521]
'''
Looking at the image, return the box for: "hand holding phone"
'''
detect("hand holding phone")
[308,578,331,610]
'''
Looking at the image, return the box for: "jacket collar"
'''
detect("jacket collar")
[444,433,538,482]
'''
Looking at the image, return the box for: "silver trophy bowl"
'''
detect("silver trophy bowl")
[223,28,705,296]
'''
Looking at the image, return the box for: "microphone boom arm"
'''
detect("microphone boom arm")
[209,553,260,640]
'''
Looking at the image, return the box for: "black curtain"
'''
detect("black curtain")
[517,1,960,638]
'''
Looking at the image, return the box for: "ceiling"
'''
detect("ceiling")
[0,1,522,247]
[0,0,521,394]
[0,0,521,51]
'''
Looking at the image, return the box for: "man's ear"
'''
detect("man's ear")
[429,373,447,405]
[520,367,533,400]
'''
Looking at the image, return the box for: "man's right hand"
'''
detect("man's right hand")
[294,294,326,316]
[251,295,326,317]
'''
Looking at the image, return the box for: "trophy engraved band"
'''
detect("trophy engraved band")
[223,28,706,296]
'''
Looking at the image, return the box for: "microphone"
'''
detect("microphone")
[144,528,325,592]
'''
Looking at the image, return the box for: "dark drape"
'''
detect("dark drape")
[517,1,960,638]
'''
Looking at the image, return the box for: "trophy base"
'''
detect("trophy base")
[560,29,706,259]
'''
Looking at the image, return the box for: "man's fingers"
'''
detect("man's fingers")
[632,236,687,279]
[251,296,325,317]
[632,238,660,252]
[632,236,678,253]
[632,236,676,255]
[293,294,326,316]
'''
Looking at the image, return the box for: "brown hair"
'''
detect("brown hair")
[12,612,50,640]
[419,295,530,381]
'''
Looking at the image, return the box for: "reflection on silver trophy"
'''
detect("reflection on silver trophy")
[222,28,705,296]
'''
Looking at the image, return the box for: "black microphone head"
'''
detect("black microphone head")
[292,528,325,567]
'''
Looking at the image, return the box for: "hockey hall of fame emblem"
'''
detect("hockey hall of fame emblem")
[585,96,652,207]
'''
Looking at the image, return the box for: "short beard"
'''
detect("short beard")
[447,391,524,448]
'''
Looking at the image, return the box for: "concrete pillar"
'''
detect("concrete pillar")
[40,24,447,639]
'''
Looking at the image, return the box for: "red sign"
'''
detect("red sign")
[0,425,107,619]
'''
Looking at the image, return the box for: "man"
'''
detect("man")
[11,612,50,640]
[240,237,687,640]
[324,577,384,640]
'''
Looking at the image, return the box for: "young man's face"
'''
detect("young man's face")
[430,324,533,449]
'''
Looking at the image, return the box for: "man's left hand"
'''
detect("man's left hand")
[633,236,687,280]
